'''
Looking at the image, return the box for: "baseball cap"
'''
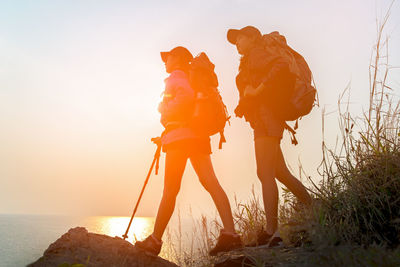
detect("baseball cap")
[160,46,193,63]
[227,26,262,45]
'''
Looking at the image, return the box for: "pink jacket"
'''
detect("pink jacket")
[159,70,203,145]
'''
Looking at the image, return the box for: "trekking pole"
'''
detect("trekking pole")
[122,137,162,240]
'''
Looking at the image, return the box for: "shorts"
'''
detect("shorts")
[253,107,284,141]
[162,138,212,156]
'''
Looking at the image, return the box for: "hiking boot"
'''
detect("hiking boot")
[267,231,284,248]
[246,229,272,247]
[209,230,243,256]
[134,234,162,256]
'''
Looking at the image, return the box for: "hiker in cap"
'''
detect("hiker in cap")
[227,26,312,247]
[135,46,242,256]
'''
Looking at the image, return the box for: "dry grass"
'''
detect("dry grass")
[279,0,400,252]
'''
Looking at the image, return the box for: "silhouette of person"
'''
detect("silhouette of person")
[227,26,312,247]
[135,46,242,255]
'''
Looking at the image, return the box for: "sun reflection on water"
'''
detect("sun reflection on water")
[82,216,155,244]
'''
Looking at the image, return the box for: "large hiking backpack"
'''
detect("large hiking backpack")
[263,31,317,122]
[189,52,230,148]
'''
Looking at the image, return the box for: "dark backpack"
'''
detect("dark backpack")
[189,52,229,148]
[263,32,317,122]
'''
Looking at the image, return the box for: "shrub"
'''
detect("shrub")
[280,4,400,248]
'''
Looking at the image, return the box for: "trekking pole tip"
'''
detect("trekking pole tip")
[122,234,128,240]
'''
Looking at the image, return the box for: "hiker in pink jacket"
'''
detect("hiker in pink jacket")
[135,46,242,256]
[159,66,199,145]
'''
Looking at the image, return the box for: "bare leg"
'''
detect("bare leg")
[254,136,280,235]
[190,154,235,233]
[275,147,312,205]
[153,150,188,240]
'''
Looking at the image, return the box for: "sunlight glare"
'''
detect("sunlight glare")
[92,216,155,244]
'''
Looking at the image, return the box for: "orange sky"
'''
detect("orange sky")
[1,0,399,217]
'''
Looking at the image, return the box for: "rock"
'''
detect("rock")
[213,246,298,267]
[214,253,260,267]
[28,227,178,267]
